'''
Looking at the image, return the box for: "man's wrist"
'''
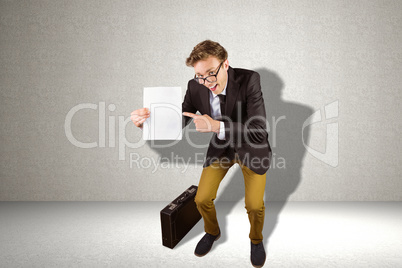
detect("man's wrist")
[213,120,221,133]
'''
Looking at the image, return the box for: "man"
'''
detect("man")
[131,40,271,268]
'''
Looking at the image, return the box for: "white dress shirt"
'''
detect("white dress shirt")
[209,80,228,140]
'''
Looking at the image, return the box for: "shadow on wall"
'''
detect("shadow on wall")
[257,68,313,245]
[147,68,314,248]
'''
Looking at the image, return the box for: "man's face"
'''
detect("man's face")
[193,56,229,95]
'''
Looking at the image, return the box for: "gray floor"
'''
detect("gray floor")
[0,202,401,268]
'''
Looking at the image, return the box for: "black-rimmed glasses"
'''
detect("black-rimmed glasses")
[193,62,223,85]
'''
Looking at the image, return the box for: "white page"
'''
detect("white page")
[143,87,182,140]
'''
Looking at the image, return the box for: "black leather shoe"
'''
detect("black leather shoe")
[194,230,221,257]
[250,241,266,267]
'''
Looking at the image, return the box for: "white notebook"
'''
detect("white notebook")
[142,87,182,140]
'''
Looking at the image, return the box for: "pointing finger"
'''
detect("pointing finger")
[183,112,198,118]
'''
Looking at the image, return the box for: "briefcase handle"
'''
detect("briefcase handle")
[177,193,189,204]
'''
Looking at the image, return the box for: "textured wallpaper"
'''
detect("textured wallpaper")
[0,0,401,201]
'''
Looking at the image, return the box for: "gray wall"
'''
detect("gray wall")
[1,0,401,201]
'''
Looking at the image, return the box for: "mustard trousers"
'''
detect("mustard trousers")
[194,157,266,244]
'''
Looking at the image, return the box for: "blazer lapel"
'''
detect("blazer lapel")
[225,67,240,118]
[201,85,211,115]
[192,81,211,116]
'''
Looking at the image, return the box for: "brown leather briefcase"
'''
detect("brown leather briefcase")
[160,185,202,249]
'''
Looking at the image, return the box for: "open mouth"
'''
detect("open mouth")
[209,84,218,91]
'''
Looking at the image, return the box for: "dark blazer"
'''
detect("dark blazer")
[182,66,272,175]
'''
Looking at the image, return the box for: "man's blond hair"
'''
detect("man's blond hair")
[186,40,228,67]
